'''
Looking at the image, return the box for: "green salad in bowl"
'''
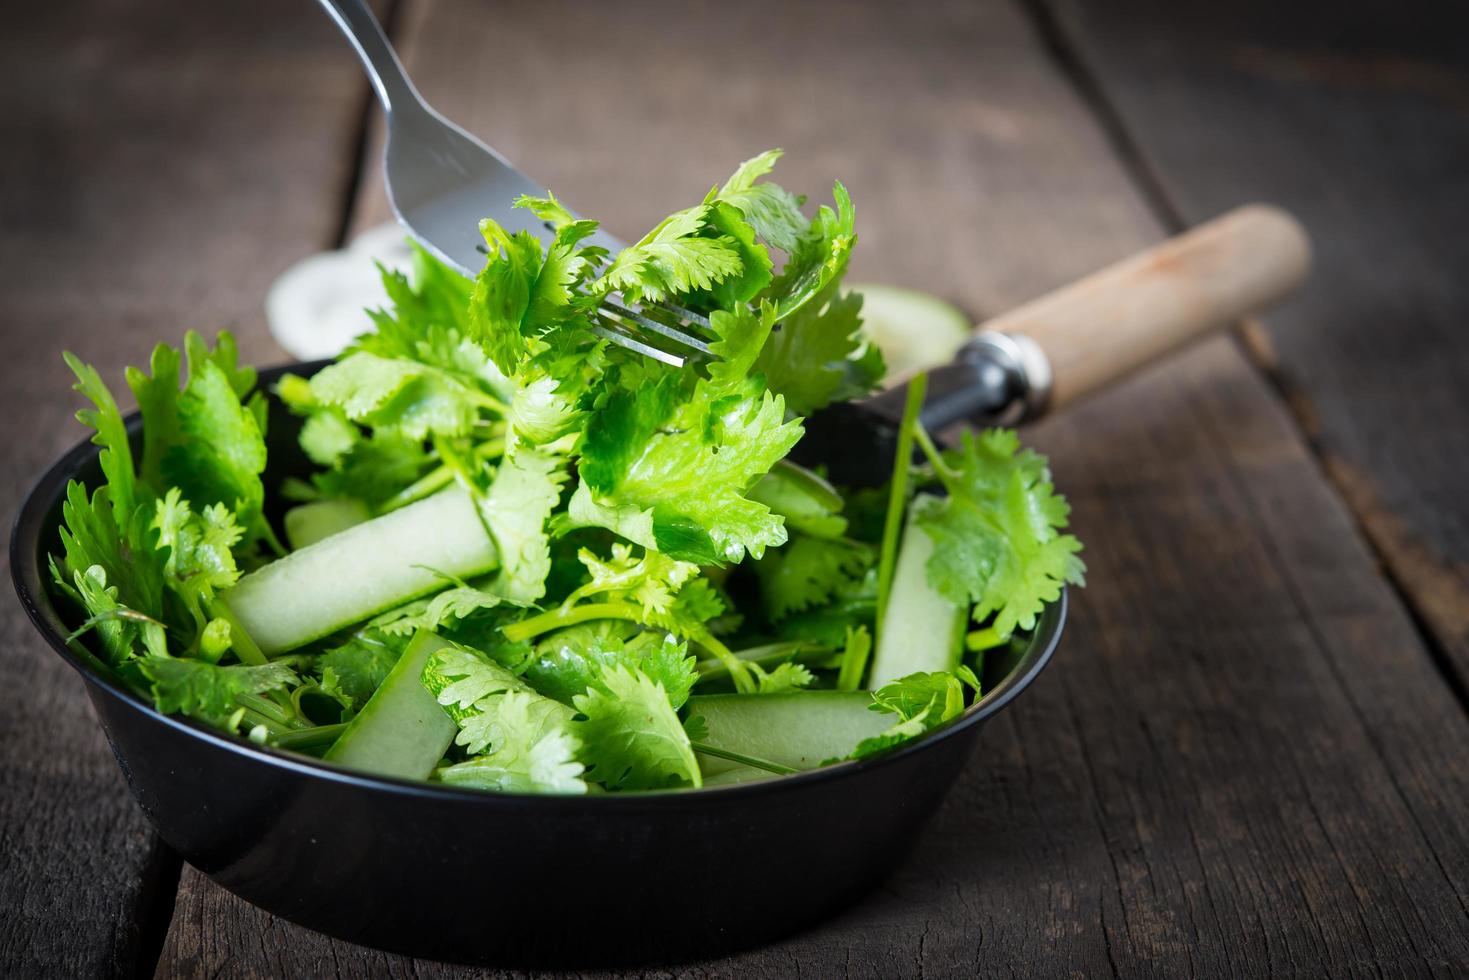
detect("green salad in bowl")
[50,150,1084,794]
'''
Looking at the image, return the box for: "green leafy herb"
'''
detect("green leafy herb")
[46,150,1082,796]
[916,428,1086,636]
[573,665,701,790]
[425,644,587,794]
[756,535,873,621]
[140,657,297,729]
[851,667,980,759]
[316,630,407,709]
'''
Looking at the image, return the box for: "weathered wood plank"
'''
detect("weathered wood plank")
[1039,0,1469,692]
[0,1,372,975]
[160,0,1469,976]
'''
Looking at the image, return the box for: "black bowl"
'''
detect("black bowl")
[10,361,1065,968]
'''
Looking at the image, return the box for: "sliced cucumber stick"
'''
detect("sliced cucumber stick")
[323,630,457,779]
[223,487,497,654]
[687,692,892,775]
[284,498,370,550]
[869,498,966,688]
[851,283,970,380]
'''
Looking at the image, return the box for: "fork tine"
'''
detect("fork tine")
[601,301,713,355]
[651,300,713,332]
[592,322,687,368]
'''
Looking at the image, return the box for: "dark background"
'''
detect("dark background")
[3,0,1468,976]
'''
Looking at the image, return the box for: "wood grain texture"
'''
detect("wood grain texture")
[0,1,371,975]
[1040,0,1469,691]
[159,1,1469,976]
[984,204,1310,408]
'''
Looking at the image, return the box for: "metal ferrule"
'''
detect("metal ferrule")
[893,330,1053,433]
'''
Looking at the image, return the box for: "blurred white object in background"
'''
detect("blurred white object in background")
[266,223,413,360]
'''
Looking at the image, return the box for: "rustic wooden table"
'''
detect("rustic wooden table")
[4,1,1467,976]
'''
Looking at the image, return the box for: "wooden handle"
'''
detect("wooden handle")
[980,204,1311,412]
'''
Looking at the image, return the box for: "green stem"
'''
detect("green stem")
[379,439,506,515]
[502,602,757,692]
[694,641,815,678]
[207,596,267,666]
[468,390,509,414]
[835,625,873,693]
[235,692,307,730]
[694,631,757,694]
[379,465,454,514]
[876,373,928,641]
[965,626,1011,652]
[500,602,637,643]
[912,423,961,496]
[233,706,288,735]
[690,742,797,775]
[272,723,348,752]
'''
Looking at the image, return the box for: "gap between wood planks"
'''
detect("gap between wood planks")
[1016,0,1469,719]
[123,5,405,978]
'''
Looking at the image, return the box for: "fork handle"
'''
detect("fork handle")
[316,0,421,115]
[980,204,1310,414]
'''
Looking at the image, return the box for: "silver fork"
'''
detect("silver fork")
[316,0,712,366]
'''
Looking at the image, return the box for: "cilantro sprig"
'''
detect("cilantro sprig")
[46,150,1082,792]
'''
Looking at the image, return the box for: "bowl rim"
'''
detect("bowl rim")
[9,360,1066,807]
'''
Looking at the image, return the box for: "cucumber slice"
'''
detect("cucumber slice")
[868,497,966,688]
[223,487,497,654]
[852,283,971,380]
[323,630,457,779]
[284,498,370,550]
[686,692,892,775]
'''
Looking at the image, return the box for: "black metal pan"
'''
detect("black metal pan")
[12,362,1062,967]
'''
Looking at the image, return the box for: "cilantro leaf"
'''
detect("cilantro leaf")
[747,660,814,693]
[479,447,567,602]
[140,656,297,729]
[711,149,810,252]
[564,543,700,616]
[690,201,774,310]
[706,301,779,392]
[152,488,245,630]
[60,564,168,664]
[124,332,270,544]
[56,481,167,631]
[756,535,874,621]
[63,352,139,518]
[765,181,856,320]
[315,629,407,709]
[307,430,433,507]
[572,664,701,790]
[595,205,744,305]
[918,429,1086,636]
[754,284,879,416]
[467,219,545,375]
[424,644,586,794]
[298,410,359,467]
[423,644,534,733]
[309,352,484,440]
[437,690,587,795]
[368,581,521,636]
[850,668,980,760]
[574,373,803,564]
[525,628,697,709]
